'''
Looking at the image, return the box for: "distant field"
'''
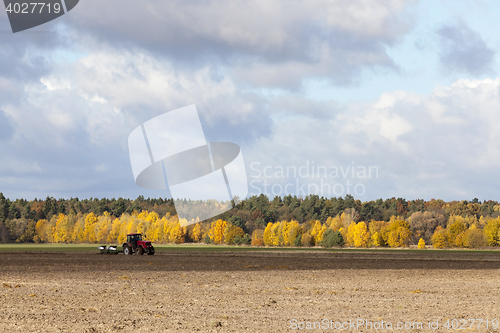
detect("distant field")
[0,243,97,252]
[1,243,500,254]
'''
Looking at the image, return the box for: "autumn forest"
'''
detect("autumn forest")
[1,193,500,249]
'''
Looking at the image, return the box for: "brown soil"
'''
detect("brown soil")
[1,250,500,332]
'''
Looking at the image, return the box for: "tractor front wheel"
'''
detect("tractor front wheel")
[123,246,132,255]
[137,247,144,255]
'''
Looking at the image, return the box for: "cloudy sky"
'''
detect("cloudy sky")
[1,0,499,202]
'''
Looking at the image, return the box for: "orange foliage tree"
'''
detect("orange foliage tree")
[251,229,264,246]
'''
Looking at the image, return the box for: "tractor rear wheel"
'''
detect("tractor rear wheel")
[137,247,144,255]
[123,246,131,255]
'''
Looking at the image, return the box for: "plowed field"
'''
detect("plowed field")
[1,250,500,332]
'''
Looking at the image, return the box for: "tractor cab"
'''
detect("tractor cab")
[127,233,142,247]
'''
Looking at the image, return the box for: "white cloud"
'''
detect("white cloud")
[69,50,258,125]
[65,0,417,87]
[0,46,269,199]
[41,77,72,91]
[72,0,415,48]
[0,48,264,152]
[3,0,500,203]
[246,77,500,200]
[2,45,499,200]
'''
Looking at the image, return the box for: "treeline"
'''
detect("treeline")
[1,193,500,248]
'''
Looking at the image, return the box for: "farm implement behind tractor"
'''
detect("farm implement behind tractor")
[97,233,155,255]
[97,245,120,254]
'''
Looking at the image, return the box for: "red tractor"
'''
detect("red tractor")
[122,233,155,255]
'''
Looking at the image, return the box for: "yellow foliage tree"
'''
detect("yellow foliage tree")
[417,238,426,249]
[270,222,282,246]
[144,214,163,243]
[263,222,273,246]
[117,214,136,244]
[283,220,301,246]
[95,213,112,244]
[352,222,370,248]
[251,229,264,246]
[169,222,186,244]
[35,219,48,243]
[338,227,346,244]
[432,226,449,248]
[209,219,227,244]
[71,216,85,243]
[146,211,159,223]
[107,217,123,243]
[317,225,327,244]
[454,231,468,248]
[371,232,382,247]
[32,210,194,245]
[346,222,356,246]
[326,215,343,232]
[300,231,313,247]
[369,221,388,237]
[369,220,389,247]
[136,210,148,220]
[83,212,98,243]
[310,220,322,245]
[154,218,165,242]
[386,220,411,248]
[279,221,290,246]
[447,216,467,246]
[53,213,70,243]
[191,223,202,243]
[224,224,245,245]
[136,218,147,236]
[478,215,487,228]
[464,225,486,248]
[162,216,174,243]
[484,217,500,246]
